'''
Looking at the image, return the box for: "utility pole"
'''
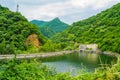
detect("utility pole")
[16,4,19,12]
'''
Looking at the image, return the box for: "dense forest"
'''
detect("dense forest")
[0,5,67,54]
[51,3,120,53]
[0,2,120,80]
[0,5,46,54]
[0,3,120,54]
[31,17,69,38]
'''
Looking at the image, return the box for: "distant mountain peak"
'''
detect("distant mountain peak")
[54,17,60,20]
[52,17,61,22]
[30,17,69,38]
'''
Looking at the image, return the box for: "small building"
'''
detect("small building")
[79,44,98,53]
[86,44,98,51]
[79,44,87,52]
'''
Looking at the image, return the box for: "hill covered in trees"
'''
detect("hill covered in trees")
[51,3,120,53]
[0,5,46,54]
[31,17,69,38]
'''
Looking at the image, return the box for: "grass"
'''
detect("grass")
[0,56,120,80]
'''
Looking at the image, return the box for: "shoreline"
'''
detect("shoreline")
[0,50,119,60]
[0,51,74,60]
[102,51,120,58]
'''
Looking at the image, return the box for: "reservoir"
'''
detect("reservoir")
[41,52,117,75]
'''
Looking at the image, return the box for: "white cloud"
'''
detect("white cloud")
[20,2,70,20]
[21,0,118,21]
[0,0,120,23]
[69,0,114,9]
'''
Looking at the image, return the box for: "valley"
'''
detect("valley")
[0,2,120,80]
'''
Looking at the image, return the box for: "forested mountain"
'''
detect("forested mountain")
[51,3,120,53]
[31,17,69,38]
[0,5,46,54]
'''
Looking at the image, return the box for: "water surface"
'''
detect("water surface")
[41,52,117,75]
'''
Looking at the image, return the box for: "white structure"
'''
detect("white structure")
[86,44,98,51]
[79,44,87,50]
[79,44,98,52]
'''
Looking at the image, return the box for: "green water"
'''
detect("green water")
[41,52,117,75]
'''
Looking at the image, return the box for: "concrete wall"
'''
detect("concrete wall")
[79,44,98,51]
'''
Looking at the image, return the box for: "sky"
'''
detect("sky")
[0,0,120,24]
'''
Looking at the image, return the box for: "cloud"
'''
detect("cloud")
[21,0,119,21]
[69,0,115,9]
[20,2,70,20]
[0,0,120,23]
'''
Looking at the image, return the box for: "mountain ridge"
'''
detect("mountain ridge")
[51,3,120,53]
[31,17,69,38]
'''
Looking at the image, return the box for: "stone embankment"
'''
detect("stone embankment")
[102,51,119,58]
[0,51,74,60]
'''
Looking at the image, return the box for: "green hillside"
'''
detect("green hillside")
[0,5,45,54]
[31,17,69,38]
[51,3,120,53]
[30,20,46,26]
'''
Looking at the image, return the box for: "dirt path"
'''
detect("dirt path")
[0,51,74,60]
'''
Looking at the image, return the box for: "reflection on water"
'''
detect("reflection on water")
[77,53,99,65]
[41,52,117,75]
